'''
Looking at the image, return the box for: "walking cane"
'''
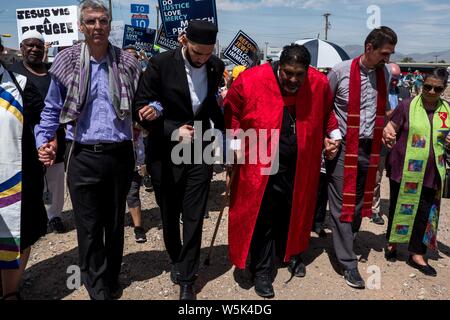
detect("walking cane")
[204,167,235,266]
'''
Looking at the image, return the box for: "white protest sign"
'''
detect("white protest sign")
[109,21,125,48]
[16,6,79,47]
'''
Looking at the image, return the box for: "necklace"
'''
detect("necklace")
[287,108,296,135]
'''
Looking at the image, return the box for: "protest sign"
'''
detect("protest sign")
[16,6,78,47]
[109,21,125,48]
[223,30,259,68]
[158,0,217,38]
[156,24,180,51]
[123,24,156,53]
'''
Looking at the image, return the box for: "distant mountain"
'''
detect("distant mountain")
[342,45,450,63]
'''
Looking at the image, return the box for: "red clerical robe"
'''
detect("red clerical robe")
[224,63,338,269]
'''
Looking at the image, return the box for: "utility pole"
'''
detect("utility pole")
[108,0,112,20]
[435,55,439,63]
[156,5,160,28]
[264,42,269,61]
[323,13,331,40]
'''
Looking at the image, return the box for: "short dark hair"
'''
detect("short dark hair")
[424,67,449,86]
[123,45,137,51]
[364,26,397,50]
[279,44,311,69]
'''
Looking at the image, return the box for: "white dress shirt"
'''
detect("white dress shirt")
[182,47,208,116]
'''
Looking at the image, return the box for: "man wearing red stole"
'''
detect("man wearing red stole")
[327,27,397,289]
[224,44,341,298]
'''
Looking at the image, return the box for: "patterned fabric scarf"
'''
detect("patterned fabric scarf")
[389,96,449,250]
[49,42,141,124]
[340,56,387,223]
[0,64,25,269]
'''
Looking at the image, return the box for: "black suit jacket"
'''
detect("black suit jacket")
[134,48,225,164]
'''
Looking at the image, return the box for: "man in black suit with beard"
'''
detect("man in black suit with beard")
[134,20,224,300]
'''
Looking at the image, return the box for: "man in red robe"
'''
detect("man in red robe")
[224,44,341,298]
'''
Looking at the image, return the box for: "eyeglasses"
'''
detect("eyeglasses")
[423,84,445,94]
[82,18,110,27]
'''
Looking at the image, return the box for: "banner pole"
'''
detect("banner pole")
[109,0,113,21]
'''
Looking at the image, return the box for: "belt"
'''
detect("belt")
[74,141,132,153]
[359,138,373,146]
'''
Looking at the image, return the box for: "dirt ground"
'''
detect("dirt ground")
[17,88,450,301]
[20,168,450,301]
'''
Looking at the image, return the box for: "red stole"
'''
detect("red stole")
[283,95,296,107]
[340,56,387,222]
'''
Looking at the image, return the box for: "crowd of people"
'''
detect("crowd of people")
[1,0,449,300]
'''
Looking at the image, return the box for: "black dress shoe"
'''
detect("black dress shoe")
[344,268,365,289]
[384,248,397,262]
[179,284,196,300]
[170,265,180,285]
[407,256,437,277]
[287,255,306,278]
[254,275,274,299]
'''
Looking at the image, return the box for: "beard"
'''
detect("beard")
[375,60,387,68]
[282,81,300,94]
[185,47,204,68]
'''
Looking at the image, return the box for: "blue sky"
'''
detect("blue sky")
[1,0,450,54]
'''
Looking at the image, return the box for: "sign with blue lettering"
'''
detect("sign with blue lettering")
[131,4,150,14]
[123,24,156,54]
[158,0,217,38]
[223,30,259,68]
[156,24,180,51]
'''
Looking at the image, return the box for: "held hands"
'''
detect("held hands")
[38,139,57,167]
[324,138,341,160]
[445,134,450,150]
[138,105,159,122]
[383,121,397,149]
[178,124,195,143]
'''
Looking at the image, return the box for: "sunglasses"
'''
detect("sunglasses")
[423,84,445,94]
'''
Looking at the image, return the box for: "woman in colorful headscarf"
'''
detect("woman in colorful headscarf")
[383,67,450,276]
[0,38,47,299]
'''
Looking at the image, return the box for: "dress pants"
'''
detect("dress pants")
[160,162,212,284]
[327,140,372,270]
[44,162,65,220]
[67,142,134,300]
[313,172,328,231]
[372,156,387,215]
[249,165,295,278]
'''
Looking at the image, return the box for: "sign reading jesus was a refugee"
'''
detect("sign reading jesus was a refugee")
[16,6,79,47]
[223,31,259,68]
[158,0,218,38]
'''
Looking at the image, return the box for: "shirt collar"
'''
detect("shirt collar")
[90,56,107,65]
[359,57,375,75]
[181,47,206,71]
[181,47,192,71]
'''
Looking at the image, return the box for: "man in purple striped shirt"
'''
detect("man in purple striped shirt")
[35,0,141,300]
